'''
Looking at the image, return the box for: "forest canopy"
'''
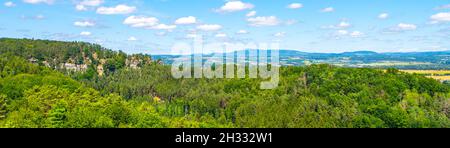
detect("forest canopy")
[0,38,449,128]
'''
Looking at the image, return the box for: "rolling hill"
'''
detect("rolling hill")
[152,49,450,70]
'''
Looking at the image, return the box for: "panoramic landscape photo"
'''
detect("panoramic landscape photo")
[0,0,449,128]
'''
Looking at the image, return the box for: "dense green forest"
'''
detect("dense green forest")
[0,38,449,128]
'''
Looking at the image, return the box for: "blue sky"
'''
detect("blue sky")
[1,0,450,54]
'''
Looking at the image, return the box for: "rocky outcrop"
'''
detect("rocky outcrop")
[25,51,151,76]
[126,57,141,69]
[61,63,88,72]
[97,59,106,76]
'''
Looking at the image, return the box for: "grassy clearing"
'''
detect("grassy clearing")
[401,70,450,81]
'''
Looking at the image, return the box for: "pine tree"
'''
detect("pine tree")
[0,95,7,119]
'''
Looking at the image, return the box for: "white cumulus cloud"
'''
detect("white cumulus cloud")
[246,11,256,17]
[79,0,103,6]
[287,3,303,9]
[337,30,349,35]
[216,1,254,13]
[339,22,351,28]
[237,30,249,34]
[378,13,389,19]
[323,21,351,29]
[396,23,417,30]
[321,7,334,13]
[124,16,176,30]
[76,5,88,11]
[386,23,417,33]
[247,16,280,27]
[350,31,364,38]
[197,24,222,31]
[74,21,96,27]
[334,30,365,38]
[21,14,45,20]
[97,4,136,15]
[274,32,286,37]
[123,16,159,28]
[4,1,16,7]
[151,24,177,30]
[80,31,92,36]
[75,0,104,11]
[128,36,138,41]
[23,0,54,4]
[430,12,450,23]
[175,16,197,25]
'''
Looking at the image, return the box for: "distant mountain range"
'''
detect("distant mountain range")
[1,37,448,70]
[152,50,450,70]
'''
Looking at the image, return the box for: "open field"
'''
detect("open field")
[401,70,450,75]
[401,70,450,81]
[359,61,433,67]
[428,76,450,81]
